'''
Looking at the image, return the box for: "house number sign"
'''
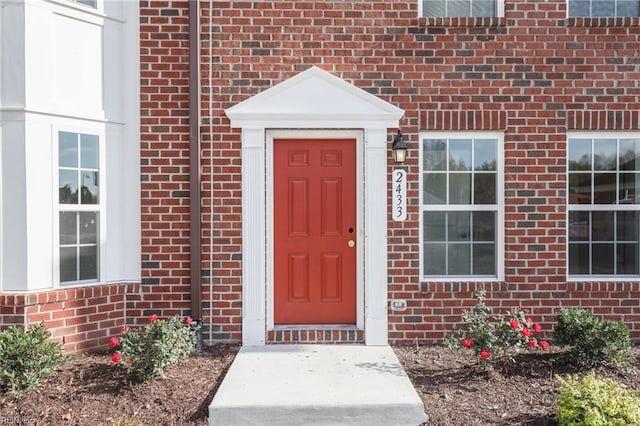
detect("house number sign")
[392,169,407,222]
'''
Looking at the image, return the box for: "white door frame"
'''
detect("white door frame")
[266,130,365,331]
[225,67,404,346]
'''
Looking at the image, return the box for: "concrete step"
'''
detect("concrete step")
[209,344,427,426]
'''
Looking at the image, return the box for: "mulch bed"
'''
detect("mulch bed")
[1,344,639,425]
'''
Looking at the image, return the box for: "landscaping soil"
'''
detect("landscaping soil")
[1,344,639,425]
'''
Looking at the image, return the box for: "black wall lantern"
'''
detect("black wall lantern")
[392,130,408,163]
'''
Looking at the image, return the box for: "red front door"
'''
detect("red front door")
[274,139,357,324]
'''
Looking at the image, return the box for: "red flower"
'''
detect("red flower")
[528,339,536,349]
[526,317,533,325]
[521,327,531,337]
[185,316,193,325]
[120,324,130,333]
[148,313,159,322]
[463,339,474,348]
[108,337,119,348]
[125,359,133,365]
[533,323,542,332]
[112,352,122,363]
[510,319,520,330]
[480,350,491,360]
[540,341,550,351]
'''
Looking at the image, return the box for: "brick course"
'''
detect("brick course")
[135,0,640,345]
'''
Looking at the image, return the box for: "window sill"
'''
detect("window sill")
[418,16,507,28]
[567,17,640,27]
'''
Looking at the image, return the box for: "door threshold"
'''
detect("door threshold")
[273,324,359,331]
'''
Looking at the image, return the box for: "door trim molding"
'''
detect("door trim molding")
[266,130,364,331]
[225,67,404,346]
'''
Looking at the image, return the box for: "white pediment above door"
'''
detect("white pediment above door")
[225,66,404,128]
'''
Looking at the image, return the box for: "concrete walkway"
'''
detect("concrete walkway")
[208,344,427,425]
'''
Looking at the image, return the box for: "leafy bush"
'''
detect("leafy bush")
[556,373,640,426]
[554,308,631,368]
[110,314,196,382]
[0,324,69,393]
[444,288,549,365]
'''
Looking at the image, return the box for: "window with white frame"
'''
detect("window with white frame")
[58,131,100,283]
[568,134,640,277]
[568,0,640,17]
[421,134,503,279]
[420,0,503,17]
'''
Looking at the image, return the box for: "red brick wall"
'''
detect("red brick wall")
[137,0,640,344]
[139,0,195,325]
[0,284,138,352]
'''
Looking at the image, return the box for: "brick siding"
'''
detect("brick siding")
[136,0,640,345]
[0,284,140,352]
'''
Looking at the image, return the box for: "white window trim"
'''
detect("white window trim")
[567,131,640,282]
[53,126,107,288]
[419,0,505,18]
[419,131,505,282]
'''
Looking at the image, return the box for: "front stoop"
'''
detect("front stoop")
[208,344,427,426]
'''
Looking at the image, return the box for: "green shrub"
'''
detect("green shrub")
[554,309,631,368]
[0,324,69,393]
[556,373,640,426]
[109,314,196,382]
[444,288,549,366]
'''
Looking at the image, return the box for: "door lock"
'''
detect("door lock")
[348,240,355,247]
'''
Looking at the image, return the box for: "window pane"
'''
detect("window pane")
[617,243,639,274]
[617,211,639,242]
[619,173,640,204]
[79,246,98,280]
[474,139,496,171]
[424,212,446,241]
[474,173,496,204]
[449,139,472,171]
[473,244,495,274]
[423,139,447,171]
[448,244,470,274]
[592,211,614,241]
[448,211,470,241]
[569,0,590,16]
[423,0,446,17]
[592,243,615,274]
[79,212,97,244]
[60,212,77,245]
[619,139,640,171]
[569,173,592,204]
[60,247,77,282]
[424,243,446,275]
[424,173,446,204]
[473,211,495,242]
[59,132,78,168]
[594,139,617,171]
[80,171,99,204]
[592,0,616,16]
[449,173,471,204]
[448,0,470,16]
[81,134,99,169]
[569,243,590,274]
[568,139,592,171]
[472,0,496,17]
[617,0,640,16]
[59,170,78,204]
[569,211,590,242]
[593,173,616,204]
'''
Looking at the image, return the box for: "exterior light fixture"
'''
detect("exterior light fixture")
[392,130,408,163]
